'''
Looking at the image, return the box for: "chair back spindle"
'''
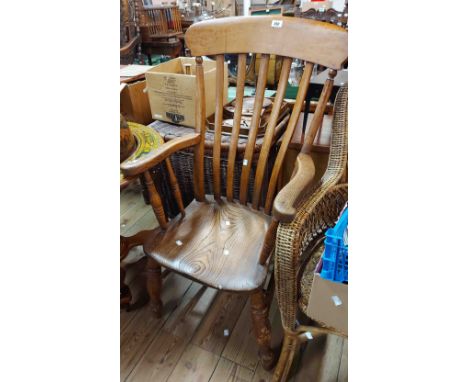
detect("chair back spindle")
[193,57,207,201]
[213,55,225,201]
[301,69,337,154]
[251,56,292,210]
[239,54,270,205]
[185,16,347,214]
[226,53,247,202]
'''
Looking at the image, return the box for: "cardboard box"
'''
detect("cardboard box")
[120,80,153,126]
[306,273,348,335]
[145,57,228,128]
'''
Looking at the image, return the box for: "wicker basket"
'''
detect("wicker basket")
[142,117,289,218]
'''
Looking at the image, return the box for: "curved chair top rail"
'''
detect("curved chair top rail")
[185,16,348,70]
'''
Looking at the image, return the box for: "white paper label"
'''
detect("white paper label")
[331,295,342,306]
[271,20,283,28]
[243,159,248,166]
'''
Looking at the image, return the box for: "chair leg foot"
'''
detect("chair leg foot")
[250,288,275,370]
[273,331,298,382]
[146,257,163,318]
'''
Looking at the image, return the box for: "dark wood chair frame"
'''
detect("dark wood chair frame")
[121,15,347,370]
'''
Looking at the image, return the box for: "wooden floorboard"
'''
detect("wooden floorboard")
[210,357,255,382]
[166,344,219,382]
[127,284,218,382]
[293,333,344,382]
[191,291,248,356]
[120,273,192,380]
[120,187,348,382]
[222,300,259,371]
[337,339,348,382]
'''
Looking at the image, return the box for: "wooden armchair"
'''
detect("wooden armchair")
[120,16,347,370]
[273,84,348,381]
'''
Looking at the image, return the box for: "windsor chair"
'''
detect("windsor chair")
[120,16,347,369]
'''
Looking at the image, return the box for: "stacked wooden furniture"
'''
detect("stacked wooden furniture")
[137,2,184,62]
[120,16,347,370]
[273,84,348,382]
[296,2,348,29]
[120,0,142,64]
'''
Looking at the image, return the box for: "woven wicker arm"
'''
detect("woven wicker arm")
[274,83,348,330]
[274,184,348,330]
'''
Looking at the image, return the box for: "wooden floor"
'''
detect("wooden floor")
[121,184,348,382]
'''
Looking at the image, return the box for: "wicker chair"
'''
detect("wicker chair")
[273,84,348,381]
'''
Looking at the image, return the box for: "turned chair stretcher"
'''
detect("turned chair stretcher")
[120,16,347,370]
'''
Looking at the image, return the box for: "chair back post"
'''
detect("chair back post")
[301,69,337,155]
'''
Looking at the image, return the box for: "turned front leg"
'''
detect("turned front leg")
[146,257,163,317]
[250,288,275,370]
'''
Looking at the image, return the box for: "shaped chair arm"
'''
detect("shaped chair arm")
[120,35,140,56]
[120,133,201,177]
[273,153,316,223]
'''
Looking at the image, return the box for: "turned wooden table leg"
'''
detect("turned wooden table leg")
[250,288,275,370]
[120,267,132,309]
[120,230,153,310]
[120,236,132,309]
[146,256,163,317]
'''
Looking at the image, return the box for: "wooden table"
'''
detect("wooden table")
[120,65,153,125]
[120,122,165,309]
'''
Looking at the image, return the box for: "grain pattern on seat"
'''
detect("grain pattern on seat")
[144,196,271,291]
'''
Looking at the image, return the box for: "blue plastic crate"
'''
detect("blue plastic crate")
[320,207,348,283]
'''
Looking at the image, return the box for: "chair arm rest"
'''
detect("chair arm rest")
[120,133,201,177]
[120,35,140,55]
[273,153,316,223]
